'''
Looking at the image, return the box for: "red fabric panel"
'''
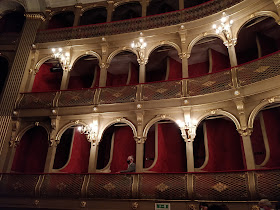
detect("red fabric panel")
[262,109,280,168]
[106,72,128,86]
[60,128,90,173]
[210,49,230,73]
[167,57,182,80]
[144,126,155,168]
[188,61,209,78]
[149,123,187,172]
[32,63,62,92]
[12,127,48,173]
[129,63,139,85]
[68,74,93,89]
[251,118,266,165]
[92,66,100,88]
[110,126,136,173]
[204,119,244,171]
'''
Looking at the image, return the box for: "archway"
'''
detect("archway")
[112,2,141,21]
[106,51,138,87]
[80,7,107,26]
[146,45,181,82]
[68,55,100,89]
[188,36,230,78]
[236,16,280,65]
[48,11,74,29]
[11,126,49,173]
[97,123,136,173]
[144,120,186,172]
[53,125,90,173]
[32,58,63,92]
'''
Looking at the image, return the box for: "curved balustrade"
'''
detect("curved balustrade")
[35,0,243,43]
[0,169,279,201]
[17,51,280,110]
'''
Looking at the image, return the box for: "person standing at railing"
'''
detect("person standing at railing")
[120,155,135,173]
[258,199,274,210]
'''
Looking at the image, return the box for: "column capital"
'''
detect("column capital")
[238,128,253,137]
[25,13,46,21]
[179,52,190,59]
[134,136,146,144]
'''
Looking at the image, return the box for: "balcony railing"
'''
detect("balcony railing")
[35,0,243,43]
[0,169,279,201]
[17,51,280,110]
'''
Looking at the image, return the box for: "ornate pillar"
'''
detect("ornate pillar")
[106,1,115,22]
[99,40,109,87]
[179,0,184,10]
[134,111,145,172]
[139,62,146,83]
[178,28,189,78]
[88,142,99,173]
[185,138,195,172]
[141,0,149,17]
[60,70,71,90]
[0,13,45,171]
[44,117,60,173]
[73,4,83,27]
[227,44,238,67]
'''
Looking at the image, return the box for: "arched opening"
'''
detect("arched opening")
[11,126,49,173]
[195,116,244,171]
[80,7,107,26]
[32,58,63,92]
[147,0,178,16]
[0,56,9,96]
[48,11,75,29]
[112,2,141,21]
[236,17,280,65]
[144,120,187,172]
[184,0,209,9]
[53,125,90,173]
[97,123,136,173]
[189,36,230,78]
[68,55,100,90]
[106,51,139,87]
[251,103,280,168]
[146,45,182,82]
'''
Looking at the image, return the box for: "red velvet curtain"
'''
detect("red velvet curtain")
[149,123,187,172]
[210,49,230,72]
[250,117,266,165]
[204,119,244,171]
[188,61,209,78]
[262,109,280,167]
[60,128,90,173]
[106,72,128,87]
[128,63,139,85]
[32,63,62,92]
[110,126,136,173]
[144,125,155,168]
[167,57,182,80]
[12,127,49,173]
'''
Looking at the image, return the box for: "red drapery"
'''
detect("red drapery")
[262,109,280,167]
[167,57,182,80]
[106,72,128,87]
[110,126,136,173]
[32,63,62,92]
[60,129,90,173]
[210,49,230,73]
[128,63,139,85]
[203,119,244,171]
[144,125,155,168]
[188,61,209,78]
[12,127,49,173]
[149,123,187,172]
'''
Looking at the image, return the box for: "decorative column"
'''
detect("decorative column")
[44,117,60,173]
[88,142,99,173]
[138,61,146,83]
[134,111,145,172]
[99,40,109,87]
[179,0,184,10]
[60,70,71,90]
[227,44,238,67]
[185,138,195,172]
[0,13,45,171]
[73,4,83,27]
[178,27,189,78]
[141,0,149,17]
[106,1,115,22]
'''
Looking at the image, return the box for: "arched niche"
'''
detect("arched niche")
[194,115,244,172]
[188,36,230,78]
[147,0,178,16]
[146,45,182,82]
[80,7,107,26]
[97,123,136,173]
[106,50,139,87]
[112,2,141,21]
[236,16,280,65]
[53,125,90,173]
[11,126,49,173]
[250,103,280,168]
[68,55,100,90]
[48,11,74,29]
[144,120,186,172]
[184,0,209,9]
[0,56,9,96]
[32,58,63,92]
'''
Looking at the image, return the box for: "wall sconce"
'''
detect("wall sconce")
[131,32,147,64]
[51,48,71,71]
[78,121,98,144]
[212,12,236,47]
[176,120,191,141]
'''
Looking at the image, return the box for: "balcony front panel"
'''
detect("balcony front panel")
[58,89,95,107]
[18,92,57,109]
[99,85,137,104]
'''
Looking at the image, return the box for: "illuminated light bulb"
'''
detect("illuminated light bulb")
[212,24,217,29]
[65,52,70,57]
[216,29,220,34]
[230,20,233,25]
[131,42,135,48]
[176,120,185,128]
[218,26,222,31]
[52,48,56,53]
[139,38,144,43]
[78,126,82,132]
[58,48,62,52]
[143,42,147,48]
[221,16,227,23]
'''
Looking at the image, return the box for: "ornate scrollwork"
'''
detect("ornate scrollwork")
[238,128,253,137]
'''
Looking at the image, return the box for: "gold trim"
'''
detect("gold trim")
[25,13,45,21]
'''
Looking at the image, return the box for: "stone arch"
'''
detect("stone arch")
[234,11,280,40]
[56,121,88,143]
[187,33,227,57]
[106,48,138,67]
[34,55,54,73]
[71,51,102,68]
[146,41,181,63]
[98,118,137,143]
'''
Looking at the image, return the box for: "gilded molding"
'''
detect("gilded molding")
[238,128,253,137]
[25,13,46,21]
